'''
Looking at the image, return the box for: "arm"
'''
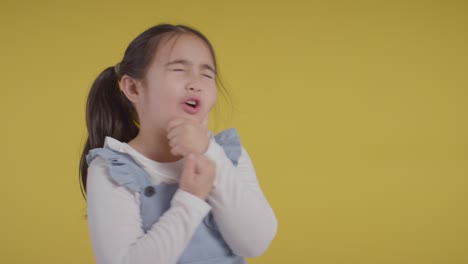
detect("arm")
[204,138,278,257]
[86,157,211,264]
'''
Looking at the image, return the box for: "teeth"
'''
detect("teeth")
[186,100,197,106]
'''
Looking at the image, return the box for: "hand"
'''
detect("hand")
[180,154,215,200]
[167,116,210,157]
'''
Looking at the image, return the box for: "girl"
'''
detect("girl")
[79,24,277,264]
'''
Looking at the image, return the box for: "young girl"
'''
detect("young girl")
[79,24,277,264]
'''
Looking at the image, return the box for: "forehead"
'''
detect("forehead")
[154,33,215,66]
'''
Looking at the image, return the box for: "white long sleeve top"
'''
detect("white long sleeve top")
[86,134,278,264]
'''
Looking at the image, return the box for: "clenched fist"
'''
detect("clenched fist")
[180,154,215,200]
[167,116,210,157]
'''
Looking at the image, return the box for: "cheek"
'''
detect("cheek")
[143,88,175,116]
[151,91,178,113]
[212,89,218,107]
[206,86,217,111]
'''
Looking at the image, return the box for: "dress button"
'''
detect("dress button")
[144,186,156,197]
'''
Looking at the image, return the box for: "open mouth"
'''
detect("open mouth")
[185,99,198,108]
[182,97,201,114]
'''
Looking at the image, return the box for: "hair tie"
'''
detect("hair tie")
[114,63,121,75]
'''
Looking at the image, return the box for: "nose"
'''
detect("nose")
[186,76,202,92]
[186,85,201,92]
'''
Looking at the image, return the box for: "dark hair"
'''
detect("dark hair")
[79,24,224,199]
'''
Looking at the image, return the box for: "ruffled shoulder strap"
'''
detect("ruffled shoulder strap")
[86,148,151,192]
[214,128,242,166]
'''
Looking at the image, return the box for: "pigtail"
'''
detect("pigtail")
[79,66,139,198]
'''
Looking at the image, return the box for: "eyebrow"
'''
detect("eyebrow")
[165,59,216,74]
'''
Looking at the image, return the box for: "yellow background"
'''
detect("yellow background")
[1,0,467,263]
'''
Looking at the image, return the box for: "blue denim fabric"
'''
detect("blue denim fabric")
[214,128,242,166]
[86,128,245,264]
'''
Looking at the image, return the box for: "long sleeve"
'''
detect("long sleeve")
[204,138,278,257]
[86,157,211,264]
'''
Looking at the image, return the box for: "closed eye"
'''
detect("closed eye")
[202,74,214,79]
[171,69,185,72]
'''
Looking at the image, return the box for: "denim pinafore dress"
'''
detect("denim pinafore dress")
[87,128,246,264]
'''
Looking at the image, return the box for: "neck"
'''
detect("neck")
[128,127,182,163]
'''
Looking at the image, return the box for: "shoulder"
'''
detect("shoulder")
[87,156,122,195]
[87,145,152,192]
[211,128,243,166]
[87,155,140,204]
[87,155,109,180]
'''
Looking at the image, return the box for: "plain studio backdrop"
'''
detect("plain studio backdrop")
[1,0,467,263]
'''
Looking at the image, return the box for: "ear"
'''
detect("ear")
[119,75,141,104]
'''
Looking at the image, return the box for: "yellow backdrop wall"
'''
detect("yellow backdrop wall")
[1,0,467,263]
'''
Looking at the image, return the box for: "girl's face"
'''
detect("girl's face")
[137,33,217,131]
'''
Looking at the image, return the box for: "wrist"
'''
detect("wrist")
[200,132,213,155]
[201,134,210,154]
